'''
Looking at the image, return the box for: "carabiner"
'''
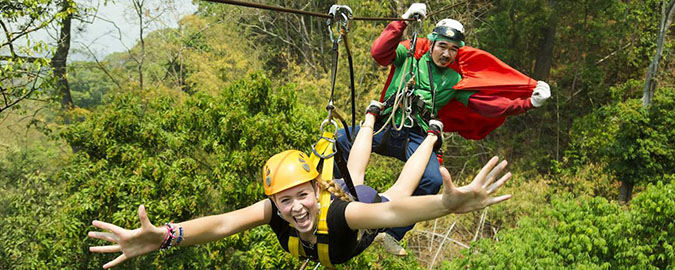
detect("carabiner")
[403,107,415,128]
[319,118,338,134]
[311,119,338,159]
[327,5,352,43]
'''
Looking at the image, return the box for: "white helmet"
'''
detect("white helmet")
[428,18,465,45]
[436,19,464,34]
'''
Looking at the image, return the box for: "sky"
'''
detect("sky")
[73,0,198,60]
[20,0,199,61]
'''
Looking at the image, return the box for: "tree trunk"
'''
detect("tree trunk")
[51,0,73,116]
[133,0,145,90]
[618,181,634,204]
[533,0,557,81]
[643,0,675,107]
[51,0,79,153]
[627,0,675,203]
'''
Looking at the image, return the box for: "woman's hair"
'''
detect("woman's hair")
[314,176,376,237]
[314,176,352,202]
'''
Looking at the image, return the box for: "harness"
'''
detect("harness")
[375,25,442,158]
[288,130,336,268]
[288,189,332,268]
[379,43,438,131]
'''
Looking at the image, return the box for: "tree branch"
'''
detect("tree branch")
[0,19,16,57]
[428,220,458,270]
[0,55,46,63]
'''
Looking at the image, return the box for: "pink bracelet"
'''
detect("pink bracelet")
[159,224,174,250]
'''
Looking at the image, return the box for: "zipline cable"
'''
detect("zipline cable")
[204,0,416,21]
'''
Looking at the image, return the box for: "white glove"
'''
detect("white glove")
[402,3,427,20]
[530,81,551,107]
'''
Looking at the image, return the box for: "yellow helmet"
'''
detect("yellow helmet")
[262,150,319,195]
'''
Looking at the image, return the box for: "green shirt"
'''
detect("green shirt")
[382,44,474,129]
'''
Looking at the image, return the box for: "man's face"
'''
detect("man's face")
[430,40,460,67]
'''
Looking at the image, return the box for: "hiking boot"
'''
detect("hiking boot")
[374,232,407,256]
[366,100,385,118]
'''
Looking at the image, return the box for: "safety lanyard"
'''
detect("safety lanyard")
[312,5,359,202]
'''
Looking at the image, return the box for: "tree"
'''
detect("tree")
[642,0,675,107]
[566,86,675,202]
[621,0,675,202]
[448,181,675,269]
[0,0,75,114]
[533,0,557,81]
[51,0,75,119]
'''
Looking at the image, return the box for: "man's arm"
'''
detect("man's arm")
[371,21,408,66]
[467,93,534,118]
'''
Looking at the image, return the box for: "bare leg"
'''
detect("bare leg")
[381,133,438,201]
[346,114,376,186]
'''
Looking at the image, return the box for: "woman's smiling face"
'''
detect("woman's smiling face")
[272,181,320,234]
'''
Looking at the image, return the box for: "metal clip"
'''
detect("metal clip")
[404,106,414,128]
[327,5,352,43]
[311,119,338,159]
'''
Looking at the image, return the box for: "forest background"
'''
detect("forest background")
[1,0,674,269]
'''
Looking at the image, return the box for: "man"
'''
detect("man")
[335,3,550,255]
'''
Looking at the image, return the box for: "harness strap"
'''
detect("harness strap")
[427,56,437,119]
[340,28,357,142]
[289,132,337,269]
[288,230,307,259]
[317,190,332,268]
[286,190,333,269]
[334,143,359,201]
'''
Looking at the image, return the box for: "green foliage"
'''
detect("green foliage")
[0,143,66,269]
[448,181,675,269]
[471,0,669,176]
[67,61,117,108]
[0,73,322,269]
[567,87,675,186]
[2,1,674,269]
[624,180,675,269]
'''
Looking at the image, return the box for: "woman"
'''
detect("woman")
[87,103,512,268]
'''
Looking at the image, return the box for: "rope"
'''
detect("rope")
[204,0,415,21]
[374,56,410,135]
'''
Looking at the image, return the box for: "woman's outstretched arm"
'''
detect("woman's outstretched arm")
[344,156,512,230]
[380,134,437,201]
[88,199,273,268]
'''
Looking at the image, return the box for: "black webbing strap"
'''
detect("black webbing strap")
[373,123,392,154]
[334,143,359,202]
[341,29,357,142]
[326,41,339,114]
[427,46,437,118]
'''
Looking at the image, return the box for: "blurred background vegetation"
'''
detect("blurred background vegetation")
[1,0,673,269]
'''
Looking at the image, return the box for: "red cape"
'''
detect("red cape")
[443,46,536,140]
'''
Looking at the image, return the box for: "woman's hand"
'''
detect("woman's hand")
[88,205,165,269]
[441,156,512,213]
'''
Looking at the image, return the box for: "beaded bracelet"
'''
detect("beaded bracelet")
[174,225,184,246]
[160,223,184,250]
[159,224,174,250]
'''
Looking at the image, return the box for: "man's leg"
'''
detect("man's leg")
[335,124,399,179]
